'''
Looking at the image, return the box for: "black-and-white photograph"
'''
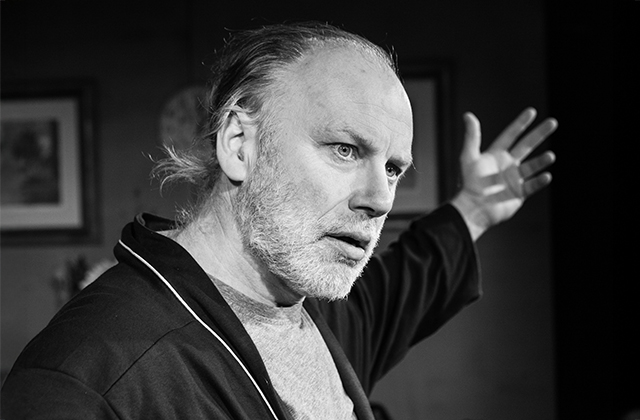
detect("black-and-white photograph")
[1,1,636,420]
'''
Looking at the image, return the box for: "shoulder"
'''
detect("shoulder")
[9,263,195,394]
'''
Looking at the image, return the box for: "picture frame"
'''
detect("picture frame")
[388,63,455,218]
[1,81,100,245]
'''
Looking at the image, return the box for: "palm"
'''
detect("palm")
[462,149,523,224]
[454,108,557,236]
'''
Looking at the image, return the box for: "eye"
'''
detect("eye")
[386,163,402,180]
[334,144,357,160]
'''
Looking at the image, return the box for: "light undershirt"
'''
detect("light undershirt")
[210,276,357,420]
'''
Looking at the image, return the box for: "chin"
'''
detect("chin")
[287,262,364,302]
[301,284,353,302]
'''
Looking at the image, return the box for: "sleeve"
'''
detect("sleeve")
[316,204,482,393]
[1,369,120,420]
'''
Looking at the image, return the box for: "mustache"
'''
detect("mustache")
[320,212,386,229]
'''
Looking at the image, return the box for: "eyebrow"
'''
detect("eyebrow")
[338,128,413,169]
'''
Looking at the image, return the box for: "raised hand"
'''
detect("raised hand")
[451,108,558,241]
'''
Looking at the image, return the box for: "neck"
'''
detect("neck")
[168,192,304,307]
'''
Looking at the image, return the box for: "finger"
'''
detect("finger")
[460,112,481,164]
[511,118,558,162]
[489,108,537,152]
[519,151,556,179]
[522,172,553,197]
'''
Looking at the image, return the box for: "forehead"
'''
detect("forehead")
[276,46,413,157]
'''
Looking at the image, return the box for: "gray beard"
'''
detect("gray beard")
[232,148,383,301]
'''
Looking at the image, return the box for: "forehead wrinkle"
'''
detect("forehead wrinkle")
[350,99,414,138]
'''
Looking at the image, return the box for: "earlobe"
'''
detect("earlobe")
[216,111,257,182]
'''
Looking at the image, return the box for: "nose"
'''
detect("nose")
[348,165,394,218]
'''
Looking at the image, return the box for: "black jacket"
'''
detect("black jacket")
[1,204,480,420]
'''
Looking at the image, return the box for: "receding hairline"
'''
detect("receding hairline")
[257,40,400,129]
[279,35,396,80]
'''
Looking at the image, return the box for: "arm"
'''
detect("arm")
[451,108,558,241]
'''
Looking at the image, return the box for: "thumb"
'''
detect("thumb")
[461,112,481,164]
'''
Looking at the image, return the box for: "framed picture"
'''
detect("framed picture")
[389,63,455,218]
[1,81,99,244]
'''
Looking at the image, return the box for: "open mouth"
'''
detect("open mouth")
[326,233,369,250]
[333,235,362,248]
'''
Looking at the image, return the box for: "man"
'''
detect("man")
[1,22,557,419]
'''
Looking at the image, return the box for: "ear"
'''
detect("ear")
[216,110,258,182]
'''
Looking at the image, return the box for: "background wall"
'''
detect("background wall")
[547,2,639,419]
[2,0,630,419]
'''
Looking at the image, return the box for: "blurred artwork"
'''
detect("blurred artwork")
[1,119,61,206]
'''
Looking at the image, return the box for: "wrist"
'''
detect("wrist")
[450,192,490,241]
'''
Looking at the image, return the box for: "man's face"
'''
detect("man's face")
[234,46,413,301]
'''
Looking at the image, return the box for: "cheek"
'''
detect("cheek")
[293,166,354,215]
[281,142,354,214]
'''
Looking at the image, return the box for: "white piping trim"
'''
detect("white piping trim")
[118,239,280,420]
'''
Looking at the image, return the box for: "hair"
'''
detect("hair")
[152,21,398,223]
